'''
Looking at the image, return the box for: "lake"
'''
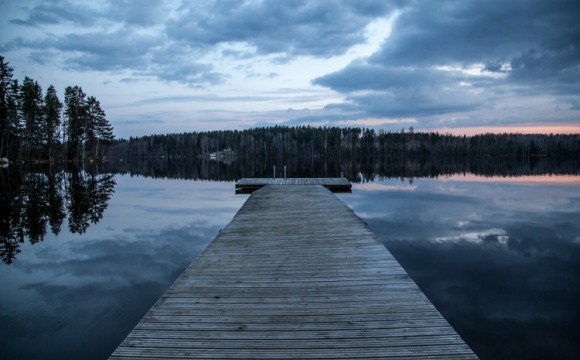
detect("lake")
[1,169,579,359]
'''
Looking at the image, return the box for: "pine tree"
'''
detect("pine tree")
[19,77,44,159]
[44,85,62,160]
[64,86,87,160]
[5,80,21,158]
[86,96,113,159]
[0,56,14,158]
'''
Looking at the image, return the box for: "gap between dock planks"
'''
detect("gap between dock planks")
[110,184,478,359]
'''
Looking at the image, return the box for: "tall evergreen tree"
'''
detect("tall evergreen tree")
[87,97,115,157]
[0,56,14,158]
[64,85,87,160]
[5,80,21,158]
[86,96,113,158]
[19,77,44,159]
[43,85,62,160]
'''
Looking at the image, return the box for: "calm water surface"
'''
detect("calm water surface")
[1,173,579,359]
[0,175,248,360]
[339,175,580,359]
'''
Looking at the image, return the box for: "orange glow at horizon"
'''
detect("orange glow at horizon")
[439,174,580,184]
[424,124,580,136]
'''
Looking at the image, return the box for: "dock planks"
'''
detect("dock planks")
[235,177,352,193]
[110,184,478,359]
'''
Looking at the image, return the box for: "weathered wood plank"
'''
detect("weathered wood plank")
[110,185,477,359]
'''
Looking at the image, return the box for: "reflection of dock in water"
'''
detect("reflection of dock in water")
[111,179,478,359]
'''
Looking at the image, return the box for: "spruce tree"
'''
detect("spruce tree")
[19,77,44,159]
[64,86,87,160]
[86,96,113,159]
[0,56,14,158]
[44,85,62,160]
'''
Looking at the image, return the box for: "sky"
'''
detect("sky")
[1,0,579,138]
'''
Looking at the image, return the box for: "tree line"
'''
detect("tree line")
[101,154,579,184]
[0,56,115,163]
[106,126,580,160]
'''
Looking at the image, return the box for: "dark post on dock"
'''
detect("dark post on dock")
[110,178,478,359]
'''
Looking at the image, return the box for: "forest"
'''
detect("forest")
[106,126,580,161]
[2,55,579,169]
[0,56,114,163]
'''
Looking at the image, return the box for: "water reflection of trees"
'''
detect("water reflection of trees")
[0,166,115,264]
[103,154,580,183]
[2,154,577,263]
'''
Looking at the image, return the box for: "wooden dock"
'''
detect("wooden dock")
[110,182,477,359]
[235,177,352,193]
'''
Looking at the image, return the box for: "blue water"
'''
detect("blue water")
[1,173,579,359]
[339,175,580,359]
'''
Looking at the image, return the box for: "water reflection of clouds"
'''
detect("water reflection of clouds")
[2,219,225,358]
[435,228,509,245]
[344,180,480,240]
[1,176,244,360]
[343,176,580,359]
[440,174,580,184]
[107,176,246,230]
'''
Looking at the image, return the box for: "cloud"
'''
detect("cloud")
[509,48,580,94]
[9,0,167,28]
[4,28,161,71]
[104,0,168,27]
[114,118,165,125]
[2,0,578,134]
[284,113,361,126]
[9,0,100,27]
[347,89,480,118]
[343,177,580,359]
[370,0,580,69]
[1,221,221,359]
[166,0,397,57]
[3,27,226,87]
[313,0,580,125]
[136,94,280,105]
[140,62,227,87]
[315,63,481,118]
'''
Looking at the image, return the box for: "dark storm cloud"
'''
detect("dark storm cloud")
[314,0,580,121]
[166,0,397,57]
